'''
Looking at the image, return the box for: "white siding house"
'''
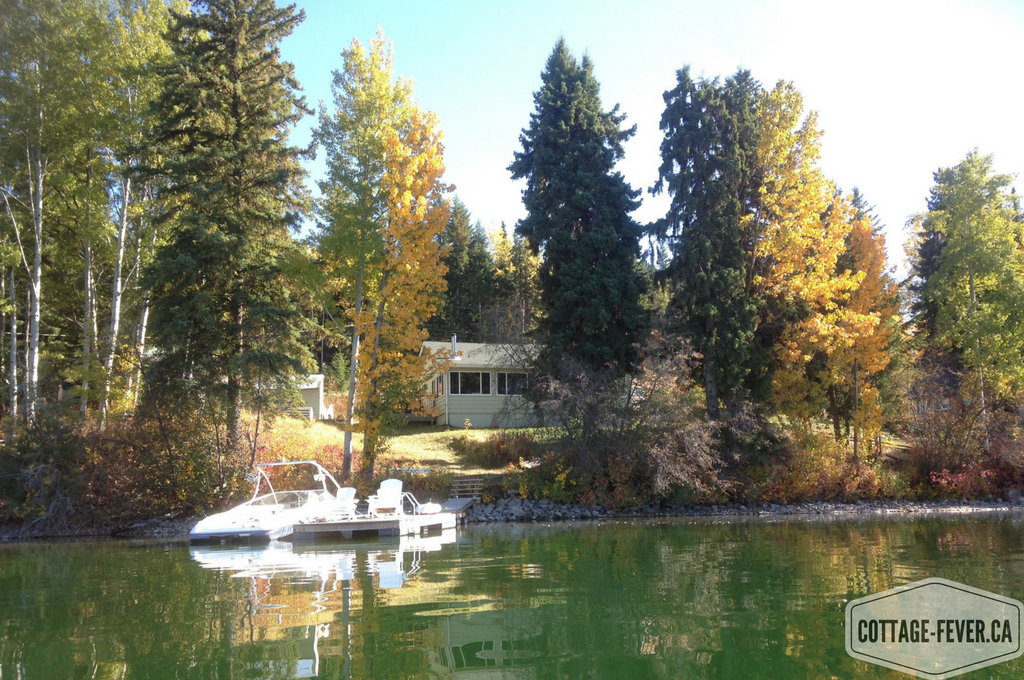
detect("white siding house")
[297,374,335,421]
[420,340,537,428]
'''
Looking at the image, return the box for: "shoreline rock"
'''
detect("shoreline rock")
[3,496,1022,543]
[462,496,1024,524]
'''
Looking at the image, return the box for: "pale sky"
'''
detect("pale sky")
[281,0,1024,274]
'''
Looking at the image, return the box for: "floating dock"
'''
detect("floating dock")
[292,497,476,542]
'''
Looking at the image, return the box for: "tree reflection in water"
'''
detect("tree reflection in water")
[3,514,1024,678]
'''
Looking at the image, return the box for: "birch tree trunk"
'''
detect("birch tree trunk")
[342,253,366,481]
[26,136,44,421]
[7,270,15,419]
[101,175,131,425]
[128,225,157,407]
[82,238,94,416]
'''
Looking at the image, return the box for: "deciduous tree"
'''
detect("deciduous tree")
[316,31,450,478]
[912,152,1024,413]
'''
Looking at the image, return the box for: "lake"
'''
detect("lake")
[2,513,1024,678]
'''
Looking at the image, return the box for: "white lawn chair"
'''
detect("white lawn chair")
[335,487,359,519]
[367,479,405,517]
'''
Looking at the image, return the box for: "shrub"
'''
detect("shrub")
[0,406,89,533]
[749,427,907,503]
[450,430,537,469]
[526,337,724,508]
[930,466,996,498]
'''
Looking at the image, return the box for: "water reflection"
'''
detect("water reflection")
[190,530,461,677]
[4,515,1024,679]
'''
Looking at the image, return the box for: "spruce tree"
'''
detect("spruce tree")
[653,67,762,418]
[510,39,647,374]
[434,197,497,341]
[143,0,311,450]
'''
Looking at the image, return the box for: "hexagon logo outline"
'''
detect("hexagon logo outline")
[846,577,1023,679]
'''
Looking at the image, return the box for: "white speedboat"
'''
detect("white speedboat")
[189,460,357,544]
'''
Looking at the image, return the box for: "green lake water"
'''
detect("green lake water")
[3,514,1024,679]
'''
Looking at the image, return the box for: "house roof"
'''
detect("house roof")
[421,341,537,369]
[297,374,324,390]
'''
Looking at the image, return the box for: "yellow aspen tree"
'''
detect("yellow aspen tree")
[315,31,451,478]
[818,210,900,456]
[357,109,452,473]
[745,83,868,427]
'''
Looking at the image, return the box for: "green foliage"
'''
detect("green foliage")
[0,407,88,531]
[510,39,648,373]
[652,67,763,416]
[911,151,1024,400]
[450,429,537,469]
[506,459,578,505]
[325,351,349,391]
[433,197,497,341]
[143,0,313,448]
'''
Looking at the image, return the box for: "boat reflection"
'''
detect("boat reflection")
[187,528,560,678]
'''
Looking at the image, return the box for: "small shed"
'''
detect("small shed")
[421,340,537,428]
[297,374,334,421]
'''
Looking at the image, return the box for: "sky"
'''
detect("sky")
[280,0,1024,274]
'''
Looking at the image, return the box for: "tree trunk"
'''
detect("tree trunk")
[826,383,842,442]
[128,224,158,408]
[226,300,244,453]
[130,293,151,408]
[968,265,990,452]
[852,358,860,466]
[102,175,131,425]
[8,270,16,419]
[342,252,366,480]
[26,137,44,421]
[703,317,720,420]
[82,238,94,417]
[23,285,29,388]
[361,270,392,481]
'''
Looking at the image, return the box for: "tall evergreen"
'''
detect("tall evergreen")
[653,67,762,418]
[509,39,647,373]
[143,0,311,449]
[434,197,496,342]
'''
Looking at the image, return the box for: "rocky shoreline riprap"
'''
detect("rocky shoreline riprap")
[3,495,1023,542]
[462,495,1024,524]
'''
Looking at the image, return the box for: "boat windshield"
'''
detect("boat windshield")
[248,490,324,509]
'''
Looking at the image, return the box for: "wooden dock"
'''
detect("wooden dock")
[292,497,476,542]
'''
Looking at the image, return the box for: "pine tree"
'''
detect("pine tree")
[143,0,312,454]
[509,39,647,374]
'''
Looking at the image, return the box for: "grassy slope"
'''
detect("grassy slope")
[256,416,501,477]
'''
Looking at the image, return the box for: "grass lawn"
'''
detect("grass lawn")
[385,424,505,477]
[257,416,521,478]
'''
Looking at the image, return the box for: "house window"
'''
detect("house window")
[450,371,490,395]
[497,372,529,395]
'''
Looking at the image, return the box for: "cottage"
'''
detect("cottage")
[420,340,537,428]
